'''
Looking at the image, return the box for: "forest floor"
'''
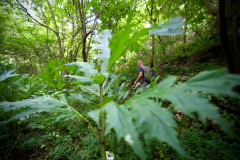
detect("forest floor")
[156,44,240,118]
[157,45,227,76]
[2,45,240,160]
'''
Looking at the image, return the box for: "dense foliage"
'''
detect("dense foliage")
[1,0,240,159]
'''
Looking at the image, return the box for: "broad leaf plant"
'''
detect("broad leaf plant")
[1,2,240,160]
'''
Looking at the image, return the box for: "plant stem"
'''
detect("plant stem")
[121,139,126,158]
[4,132,22,160]
[57,98,100,142]
[45,126,51,151]
[99,84,106,160]
[58,121,61,134]
[165,144,167,158]
[4,113,8,140]
[14,121,16,137]
[107,135,117,160]
[50,120,53,160]
[185,115,188,129]
[159,143,161,160]
[178,114,185,138]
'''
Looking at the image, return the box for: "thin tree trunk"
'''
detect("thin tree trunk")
[74,41,82,62]
[47,0,63,58]
[69,0,75,63]
[15,56,19,72]
[183,0,187,54]
[38,2,52,55]
[150,0,154,68]
[218,0,236,73]
[77,0,87,62]
[203,0,237,73]
[99,84,106,160]
[232,1,240,72]
[86,0,102,56]
[61,21,65,56]
[69,25,74,63]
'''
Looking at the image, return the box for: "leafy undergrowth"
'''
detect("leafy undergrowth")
[115,45,240,160]
[1,11,240,160]
[157,45,227,78]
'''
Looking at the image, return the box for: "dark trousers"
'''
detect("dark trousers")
[140,82,149,89]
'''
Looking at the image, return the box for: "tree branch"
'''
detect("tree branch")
[86,0,102,56]
[144,0,151,17]
[73,27,82,38]
[15,0,56,34]
[203,0,218,17]
[11,19,38,54]
[5,132,22,160]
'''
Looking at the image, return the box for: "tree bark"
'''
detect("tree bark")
[69,0,75,63]
[203,0,238,73]
[47,0,64,59]
[38,2,52,55]
[77,0,87,62]
[61,22,65,55]
[203,0,218,16]
[86,0,102,56]
[74,41,82,62]
[150,0,154,68]
[16,0,56,33]
[183,0,187,54]
[144,0,155,68]
[218,0,236,73]
[232,1,240,72]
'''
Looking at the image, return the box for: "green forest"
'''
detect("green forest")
[0,0,240,159]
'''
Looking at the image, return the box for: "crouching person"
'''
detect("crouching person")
[134,60,153,89]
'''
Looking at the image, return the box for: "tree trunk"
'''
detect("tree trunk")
[218,0,237,73]
[203,0,238,73]
[150,0,154,68]
[232,1,240,72]
[69,0,75,63]
[86,0,102,56]
[183,0,187,54]
[151,35,154,68]
[61,22,65,55]
[15,56,19,72]
[77,0,88,62]
[47,0,63,59]
[74,41,81,62]
[82,39,87,62]
[38,2,52,55]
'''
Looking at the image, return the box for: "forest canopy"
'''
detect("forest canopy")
[0,0,224,73]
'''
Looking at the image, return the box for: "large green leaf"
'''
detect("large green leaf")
[128,41,141,53]
[106,16,184,72]
[65,62,98,77]
[79,84,100,96]
[88,108,101,127]
[102,72,118,95]
[93,29,112,73]
[130,99,185,156]
[149,16,184,36]
[107,23,136,72]
[69,93,99,109]
[125,69,240,138]
[0,67,19,82]
[37,58,68,90]
[104,101,147,160]
[0,97,86,124]
[181,69,240,98]
[92,73,107,84]
[79,73,118,96]
[64,75,93,84]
